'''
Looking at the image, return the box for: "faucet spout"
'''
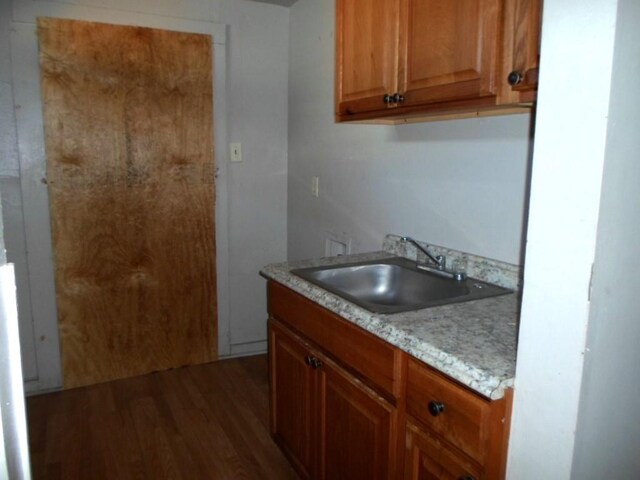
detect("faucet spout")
[400,236,444,269]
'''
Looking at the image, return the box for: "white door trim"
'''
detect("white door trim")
[10,0,231,392]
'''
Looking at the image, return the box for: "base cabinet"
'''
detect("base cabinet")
[267,281,511,480]
[270,321,315,478]
[270,319,398,480]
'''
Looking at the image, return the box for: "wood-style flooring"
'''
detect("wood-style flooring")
[27,355,298,479]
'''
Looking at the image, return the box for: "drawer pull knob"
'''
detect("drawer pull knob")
[508,70,523,86]
[305,356,323,369]
[428,401,445,417]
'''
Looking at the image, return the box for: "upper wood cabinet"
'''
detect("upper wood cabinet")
[400,0,501,107]
[335,0,401,116]
[335,0,543,122]
[505,0,543,102]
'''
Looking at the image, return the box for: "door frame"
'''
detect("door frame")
[9,0,231,393]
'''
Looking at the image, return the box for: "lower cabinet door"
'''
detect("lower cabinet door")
[404,419,483,480]
[317,359,397,480]
[269,321,315,479]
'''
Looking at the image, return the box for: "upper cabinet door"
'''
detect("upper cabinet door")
[335,0,401,116]
[507,0,543,100]
[399,0,501,106]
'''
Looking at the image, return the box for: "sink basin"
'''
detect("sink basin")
[291,257,512,314]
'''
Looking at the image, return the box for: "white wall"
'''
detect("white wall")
[288,0,533,266]
[571,0,640,477]
[223,4,288,352]
[1,0,288,391]
[507,0,619,477]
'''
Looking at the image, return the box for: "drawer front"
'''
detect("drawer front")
[406,357,490,463]
[268,281,402,400]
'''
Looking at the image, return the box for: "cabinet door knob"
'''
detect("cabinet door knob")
[383,93,393,104]
[392,92,405,103]
[458,476,476,480]
[310,357,323,369]
[428,401,445,417]
[507,70,523,86]
[305,355,313,366]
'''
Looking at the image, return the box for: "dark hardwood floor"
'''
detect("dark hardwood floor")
[27,355,298,479]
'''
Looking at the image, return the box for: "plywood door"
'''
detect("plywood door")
[38,18,217,388]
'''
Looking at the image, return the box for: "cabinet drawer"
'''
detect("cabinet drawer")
[268,281,402,400]
[406,357,490,463]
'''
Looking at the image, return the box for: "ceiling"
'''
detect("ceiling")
[249,0,298,7]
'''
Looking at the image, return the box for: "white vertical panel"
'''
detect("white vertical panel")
[11,23,64,391]
[507,0,618,477]
[571,0,640,476]
[0,264,31,479]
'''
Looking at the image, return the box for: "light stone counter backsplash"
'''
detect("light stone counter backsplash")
[383,234,521,290]
[260,235,521,400]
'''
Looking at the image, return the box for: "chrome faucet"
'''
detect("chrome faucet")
[400,236,445,269]
[400,236,467,281]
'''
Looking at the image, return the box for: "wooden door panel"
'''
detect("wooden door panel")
[38,18,217,388]
[509,0,542,97]
[336,0,400,115]
[400,0,500,105]
[405,421,482,480]
[318,359,396,480]
[269,322,315,479]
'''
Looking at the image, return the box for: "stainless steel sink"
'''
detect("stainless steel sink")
[291,257,512,314]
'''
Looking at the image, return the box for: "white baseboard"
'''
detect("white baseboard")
[219,340,268,359]
[23,379,61,397]
[24,339,268,395]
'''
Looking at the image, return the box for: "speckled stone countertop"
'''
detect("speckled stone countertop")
[260,236,520,400]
